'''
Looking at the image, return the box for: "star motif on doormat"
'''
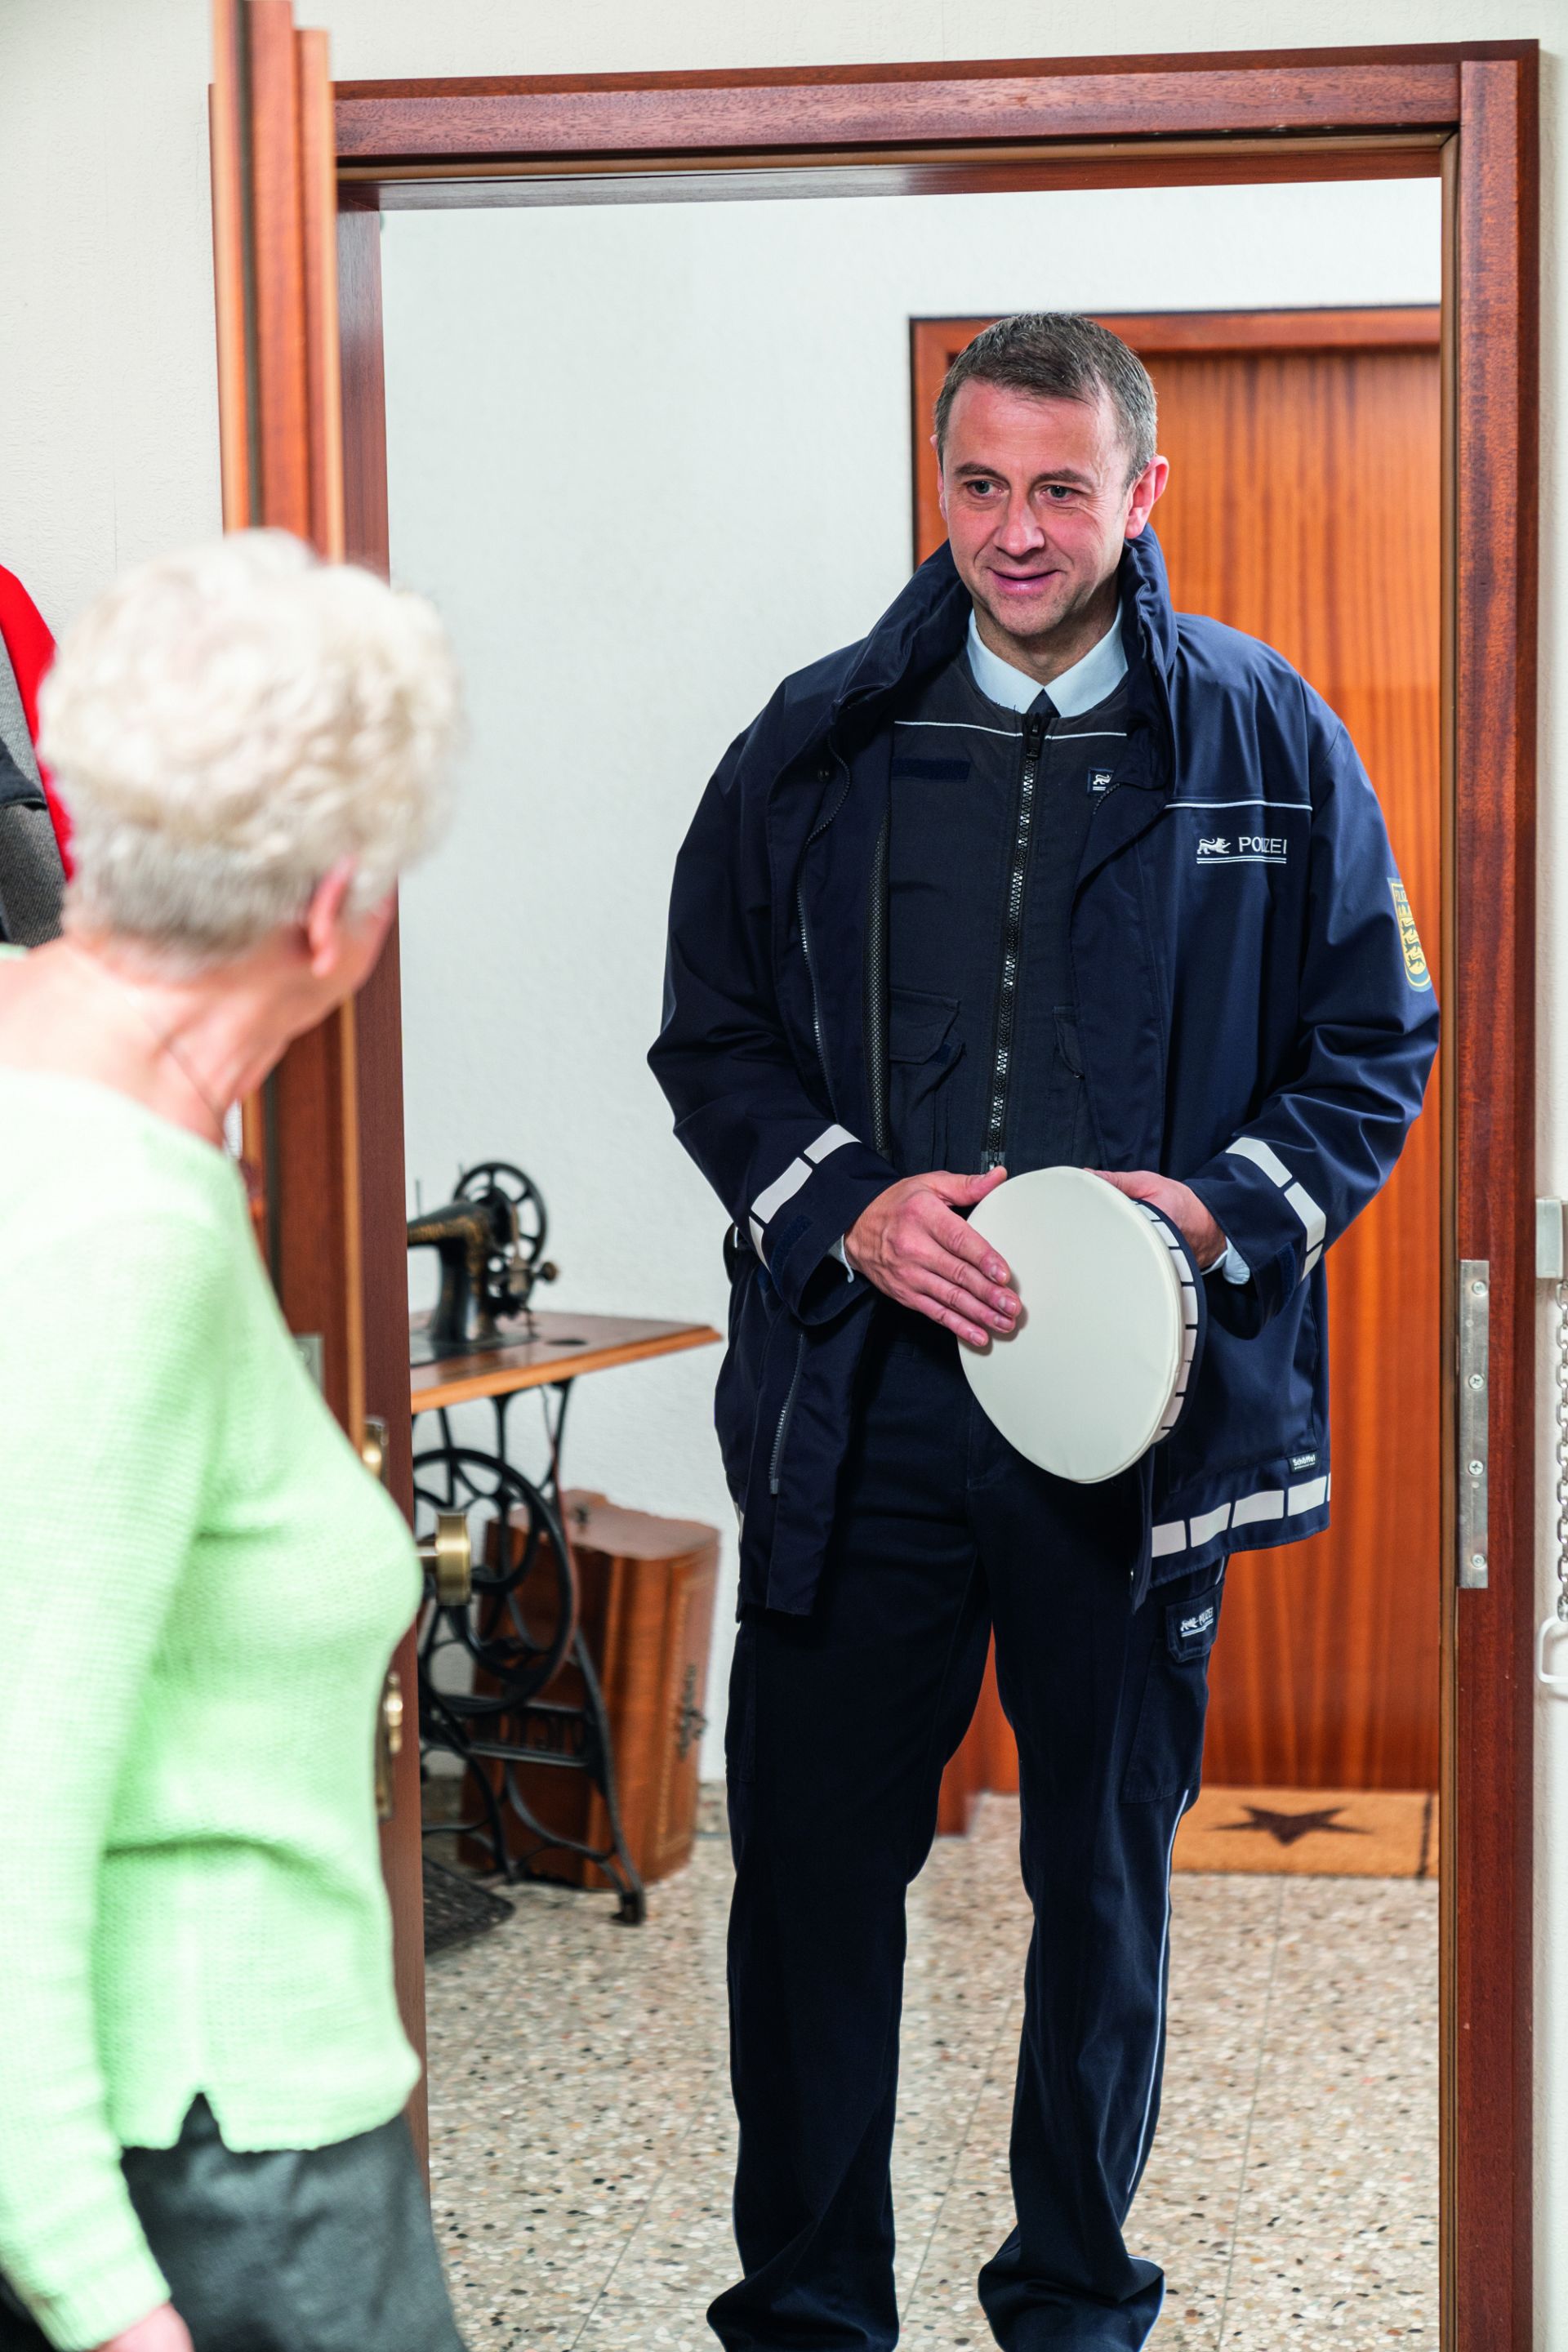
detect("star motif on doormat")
[1218,1804,1370,1847]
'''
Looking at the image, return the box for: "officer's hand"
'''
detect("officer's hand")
[1094,1169,1227,1272]
[844,1169,1022,1349]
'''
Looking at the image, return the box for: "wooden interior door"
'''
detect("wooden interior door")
[913,309,1442,1818]
[209,0,429,2146]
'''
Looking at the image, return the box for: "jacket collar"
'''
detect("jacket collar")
[1119,523,1178,684]
[828,541,970,729]
[760,523,1181,785]
[836,523,1179,730]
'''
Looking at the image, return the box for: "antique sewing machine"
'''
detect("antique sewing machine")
[408,1159,559,1365]
[407,1159,650,1919]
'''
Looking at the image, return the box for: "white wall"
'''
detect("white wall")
[0,3,1561,2339]
[382,178,1442,1787]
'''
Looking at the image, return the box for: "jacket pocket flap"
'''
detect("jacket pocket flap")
[889,987,960,1066]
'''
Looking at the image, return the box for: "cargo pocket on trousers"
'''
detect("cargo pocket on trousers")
[1120,1570,1225,1802]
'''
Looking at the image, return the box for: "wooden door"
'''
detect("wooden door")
[913,310,1442,1815]
[209,0,429,2147]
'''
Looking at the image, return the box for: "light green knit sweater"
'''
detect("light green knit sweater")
[0,1067,422,2350]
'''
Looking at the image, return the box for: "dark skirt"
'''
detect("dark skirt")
[0,2096,466,2350]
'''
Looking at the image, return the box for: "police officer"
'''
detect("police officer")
[649,314,1437,2351]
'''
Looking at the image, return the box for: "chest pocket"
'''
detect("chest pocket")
[889,987,961,1175]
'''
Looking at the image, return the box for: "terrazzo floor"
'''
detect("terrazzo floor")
[425,1792,1437,2350]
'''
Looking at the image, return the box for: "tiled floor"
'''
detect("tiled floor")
[425,1793,1437,2349]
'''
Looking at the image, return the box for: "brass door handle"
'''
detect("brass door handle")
[420,1511,472,1606]
[375,1668,404,1820]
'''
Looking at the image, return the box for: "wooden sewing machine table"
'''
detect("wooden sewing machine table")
[410,1308,720,1419]
[408,1309,720,1920]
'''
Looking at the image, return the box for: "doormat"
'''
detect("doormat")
[1173,1785,1437,1879]
[423,1855,514,1957]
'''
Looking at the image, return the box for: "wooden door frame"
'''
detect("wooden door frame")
[243,36,1533,2348]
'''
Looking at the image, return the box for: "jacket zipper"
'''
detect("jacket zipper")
[865,807,891,1157]
[795,749,852,1094]
[796,878,826,1084]
[768,1331,807,1495]
[772,751,851,1507]
[982,709,1049,1169]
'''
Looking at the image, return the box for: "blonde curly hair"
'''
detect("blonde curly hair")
[39,531,461,960]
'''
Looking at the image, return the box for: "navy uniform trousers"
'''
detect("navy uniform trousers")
[710,1307,1225,2352]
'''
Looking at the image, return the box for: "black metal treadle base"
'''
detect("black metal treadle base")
[422,1855,514,1958]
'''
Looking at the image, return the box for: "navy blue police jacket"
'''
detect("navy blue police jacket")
[648,528,1439,1615]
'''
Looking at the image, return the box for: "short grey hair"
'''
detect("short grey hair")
[934,313,1158,483]
[39,531,461,962]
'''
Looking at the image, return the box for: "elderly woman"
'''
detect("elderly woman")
[0,535,465,2352]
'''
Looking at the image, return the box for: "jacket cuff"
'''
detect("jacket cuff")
[750,1129,898,1325]
[1187,1138,1324,1334]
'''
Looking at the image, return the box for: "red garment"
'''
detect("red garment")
[0,564,71,872]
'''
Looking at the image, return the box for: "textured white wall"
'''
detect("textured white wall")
[0,4,1559,2337]
[382,178,1441,1787]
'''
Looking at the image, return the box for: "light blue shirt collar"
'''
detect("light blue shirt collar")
[966,607,1128,718]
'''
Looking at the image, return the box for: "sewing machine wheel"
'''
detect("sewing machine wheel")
[453,1159,556,1322]
[455,1160,548,1266]
[413,1444,577,1722]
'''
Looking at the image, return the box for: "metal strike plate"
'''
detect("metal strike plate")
[295,1331,325,1392]
[1457,1260,1490,1589]
[375,1668,404,1820]
[1537,1199,1566,1280]
[360,1414,389,1486]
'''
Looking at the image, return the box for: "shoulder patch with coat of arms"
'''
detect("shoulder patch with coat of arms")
[1388,878,1432,991]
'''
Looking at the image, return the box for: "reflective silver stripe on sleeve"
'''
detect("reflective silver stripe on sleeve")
[1189,1503,1232,1546]
[1151,1521,1187,1557]
[751,1156,813,1227]
[752,1126,859,1235]
[1284,1183,1326,1253]
[748,1128,863,1264]
[1232,1489,1285,1528]
[1287,1475,1329,1513]
[1226,1135,1292,1188]
[1225,1138,1328,1284]
[805,1124,856,1165]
